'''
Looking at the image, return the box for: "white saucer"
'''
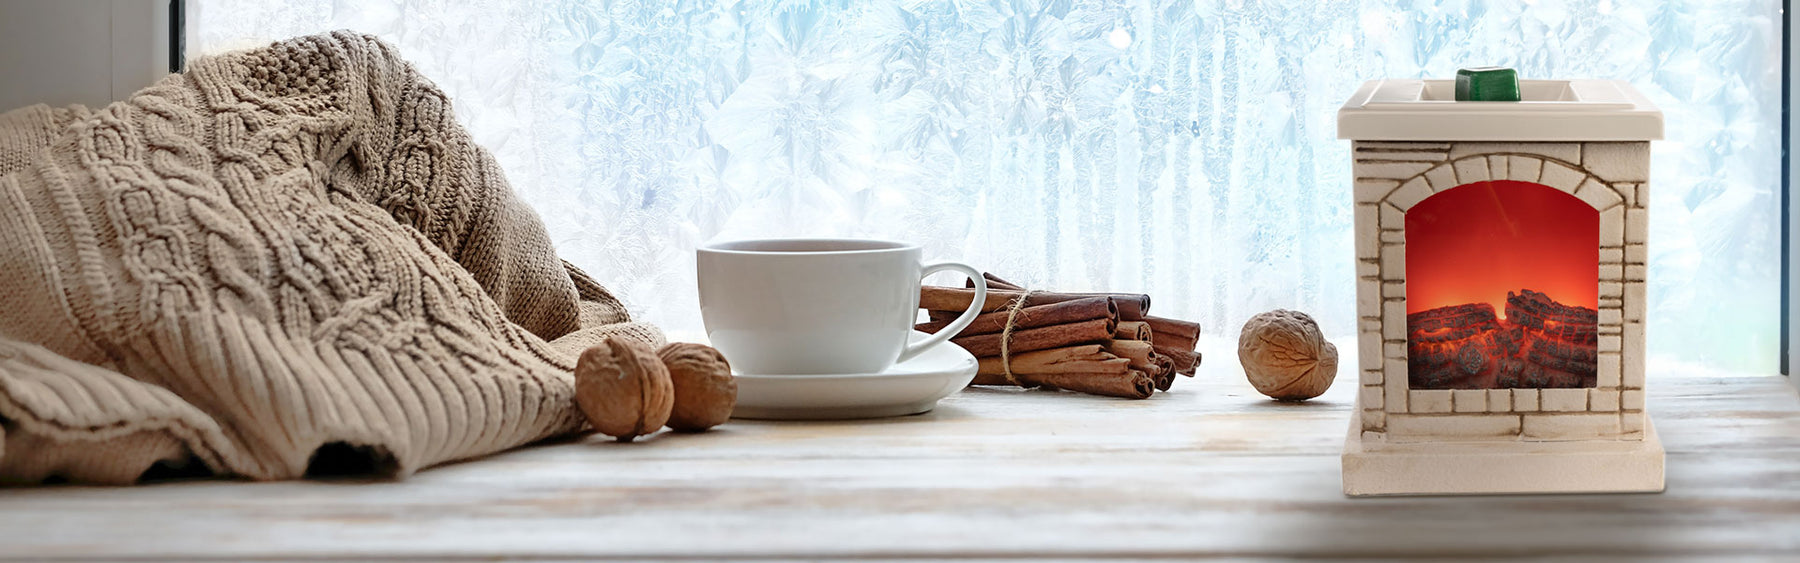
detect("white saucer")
[730,331,978,420]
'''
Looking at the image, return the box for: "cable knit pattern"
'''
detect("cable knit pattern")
[0,31,662,484]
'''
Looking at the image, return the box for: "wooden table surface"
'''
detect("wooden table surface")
[3,338,1799,561]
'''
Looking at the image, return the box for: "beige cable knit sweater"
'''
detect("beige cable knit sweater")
[0,31,661,484]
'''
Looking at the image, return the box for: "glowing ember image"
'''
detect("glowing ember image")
[1405,181,1598,389]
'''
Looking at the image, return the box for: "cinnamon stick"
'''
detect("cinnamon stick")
[971,370,1155,400]
[1156,345,1201,376]
[949,317,1116,357]
[1152,356,1177,391]
[919,286,1015,312]
[975,345,1131,376]
[1114,321,1151,341]
[972,341,1152,399]
[1049,292,1149,320]
[1041,370,1156,399]
[1144,316,1201,350]
[916,297,1116,337]
[919,287,1150,320]
[968,273,1026,291]
[1103,339,1161,373]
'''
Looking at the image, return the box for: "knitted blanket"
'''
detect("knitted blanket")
[0,32,662,484]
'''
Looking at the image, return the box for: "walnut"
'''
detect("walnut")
[658,343,737,432]
[1237,309,1338,401]
[575,337,674,442]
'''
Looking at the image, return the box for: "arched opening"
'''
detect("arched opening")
[1404,179,1598,389]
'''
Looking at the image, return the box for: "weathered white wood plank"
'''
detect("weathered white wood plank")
[1,338,1797,560]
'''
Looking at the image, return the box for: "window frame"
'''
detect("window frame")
[1785,0,1794,375]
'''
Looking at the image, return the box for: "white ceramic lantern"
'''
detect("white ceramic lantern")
[1337,78,1664,496]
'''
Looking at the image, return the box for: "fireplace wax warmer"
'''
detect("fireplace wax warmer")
[1337,78,1664,496]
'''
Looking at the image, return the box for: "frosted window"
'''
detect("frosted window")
[196,1,1781,372]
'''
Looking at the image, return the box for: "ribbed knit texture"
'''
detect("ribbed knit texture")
[0,31,662,485]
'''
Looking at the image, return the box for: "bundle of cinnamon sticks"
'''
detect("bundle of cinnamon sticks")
[917,273,1203,399]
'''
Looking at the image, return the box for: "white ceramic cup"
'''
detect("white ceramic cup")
[697,239,987,375]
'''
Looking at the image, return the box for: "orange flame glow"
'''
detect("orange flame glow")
[1405,180,1598,316]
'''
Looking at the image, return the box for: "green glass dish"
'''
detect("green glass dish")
[1455,67,1521,102]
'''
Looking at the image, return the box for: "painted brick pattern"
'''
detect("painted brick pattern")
[1350,141,1649,442]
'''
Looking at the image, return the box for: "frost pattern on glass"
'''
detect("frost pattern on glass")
[197,0,1781,371]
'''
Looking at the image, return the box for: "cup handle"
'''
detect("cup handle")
[898,262,987,363]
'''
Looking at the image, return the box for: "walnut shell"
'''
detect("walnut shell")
[1237,309,1338,401]
[575,337,674,442]
[658,343,737,432]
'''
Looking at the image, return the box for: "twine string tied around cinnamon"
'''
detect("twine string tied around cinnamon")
[998,290,1035,386]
